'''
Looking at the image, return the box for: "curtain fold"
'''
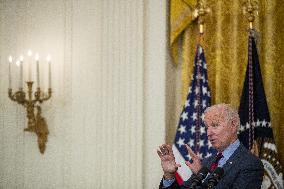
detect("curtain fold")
[170,0,197,65]
[169,0,284,166]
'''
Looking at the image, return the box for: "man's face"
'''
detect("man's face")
[204,110,237,152]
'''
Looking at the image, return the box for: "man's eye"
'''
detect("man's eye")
[212,123,218,127]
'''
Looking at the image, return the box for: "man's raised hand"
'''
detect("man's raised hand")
[185,144,202,174]
[157,144,181,179]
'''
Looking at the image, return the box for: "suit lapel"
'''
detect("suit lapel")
[222,143,245,172]
[204,144,245,188]
[206,144,245,174]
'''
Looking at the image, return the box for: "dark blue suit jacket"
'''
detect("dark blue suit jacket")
[159,143,264,189]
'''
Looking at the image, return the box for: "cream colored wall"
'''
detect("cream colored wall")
[0,0,167,188]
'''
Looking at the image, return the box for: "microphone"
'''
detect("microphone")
[207,167,224,189]
[189,167,209,189]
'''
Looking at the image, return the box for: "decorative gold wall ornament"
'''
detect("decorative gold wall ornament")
[192,0,210,34]
[7,51,52,154]
[8,82,51,154]
[243,0,259,29]
[181,0,210,34]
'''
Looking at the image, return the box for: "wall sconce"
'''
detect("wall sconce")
[8,50,52,154]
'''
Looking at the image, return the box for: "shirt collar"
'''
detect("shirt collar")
[221,139,240,161]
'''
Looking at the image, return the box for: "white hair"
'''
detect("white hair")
[205,103,240,129]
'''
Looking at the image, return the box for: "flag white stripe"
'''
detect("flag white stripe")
[172,144,192,181]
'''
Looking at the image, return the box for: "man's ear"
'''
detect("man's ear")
[229,120,238,135]
[231,119,238,128]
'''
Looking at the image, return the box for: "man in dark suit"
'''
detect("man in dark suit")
[157,104,264,189]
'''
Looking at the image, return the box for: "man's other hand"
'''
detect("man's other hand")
[157,144,181,179]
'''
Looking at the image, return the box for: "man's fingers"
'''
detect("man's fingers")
[157,149,163,158]
[185,161,190,166]
[158,144,175,158]
[185,160,201,174]
[162,144,169,155]
[185,161,193,173]
[158,144,170,156]
[185,144,198,159]
[160,145,166,154]
[185,161,193,169]
[159,144,170,156]
[167,144,174,156]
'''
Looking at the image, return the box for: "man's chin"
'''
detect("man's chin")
[211,144,220,151]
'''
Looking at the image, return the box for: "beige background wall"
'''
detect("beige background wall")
[0,0,168,188]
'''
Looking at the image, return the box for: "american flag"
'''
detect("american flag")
[173,45,216,184]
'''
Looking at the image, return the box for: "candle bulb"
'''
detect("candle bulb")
[27,50,32,81]
[19,55,24,89]
[47,55,51,88]
[8,56,12,89]
[35,53,40,88]
[15,60,21,89]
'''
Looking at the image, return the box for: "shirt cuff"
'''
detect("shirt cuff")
[162,177,175,188]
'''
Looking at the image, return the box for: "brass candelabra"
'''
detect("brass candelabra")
[8,82,51,154]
